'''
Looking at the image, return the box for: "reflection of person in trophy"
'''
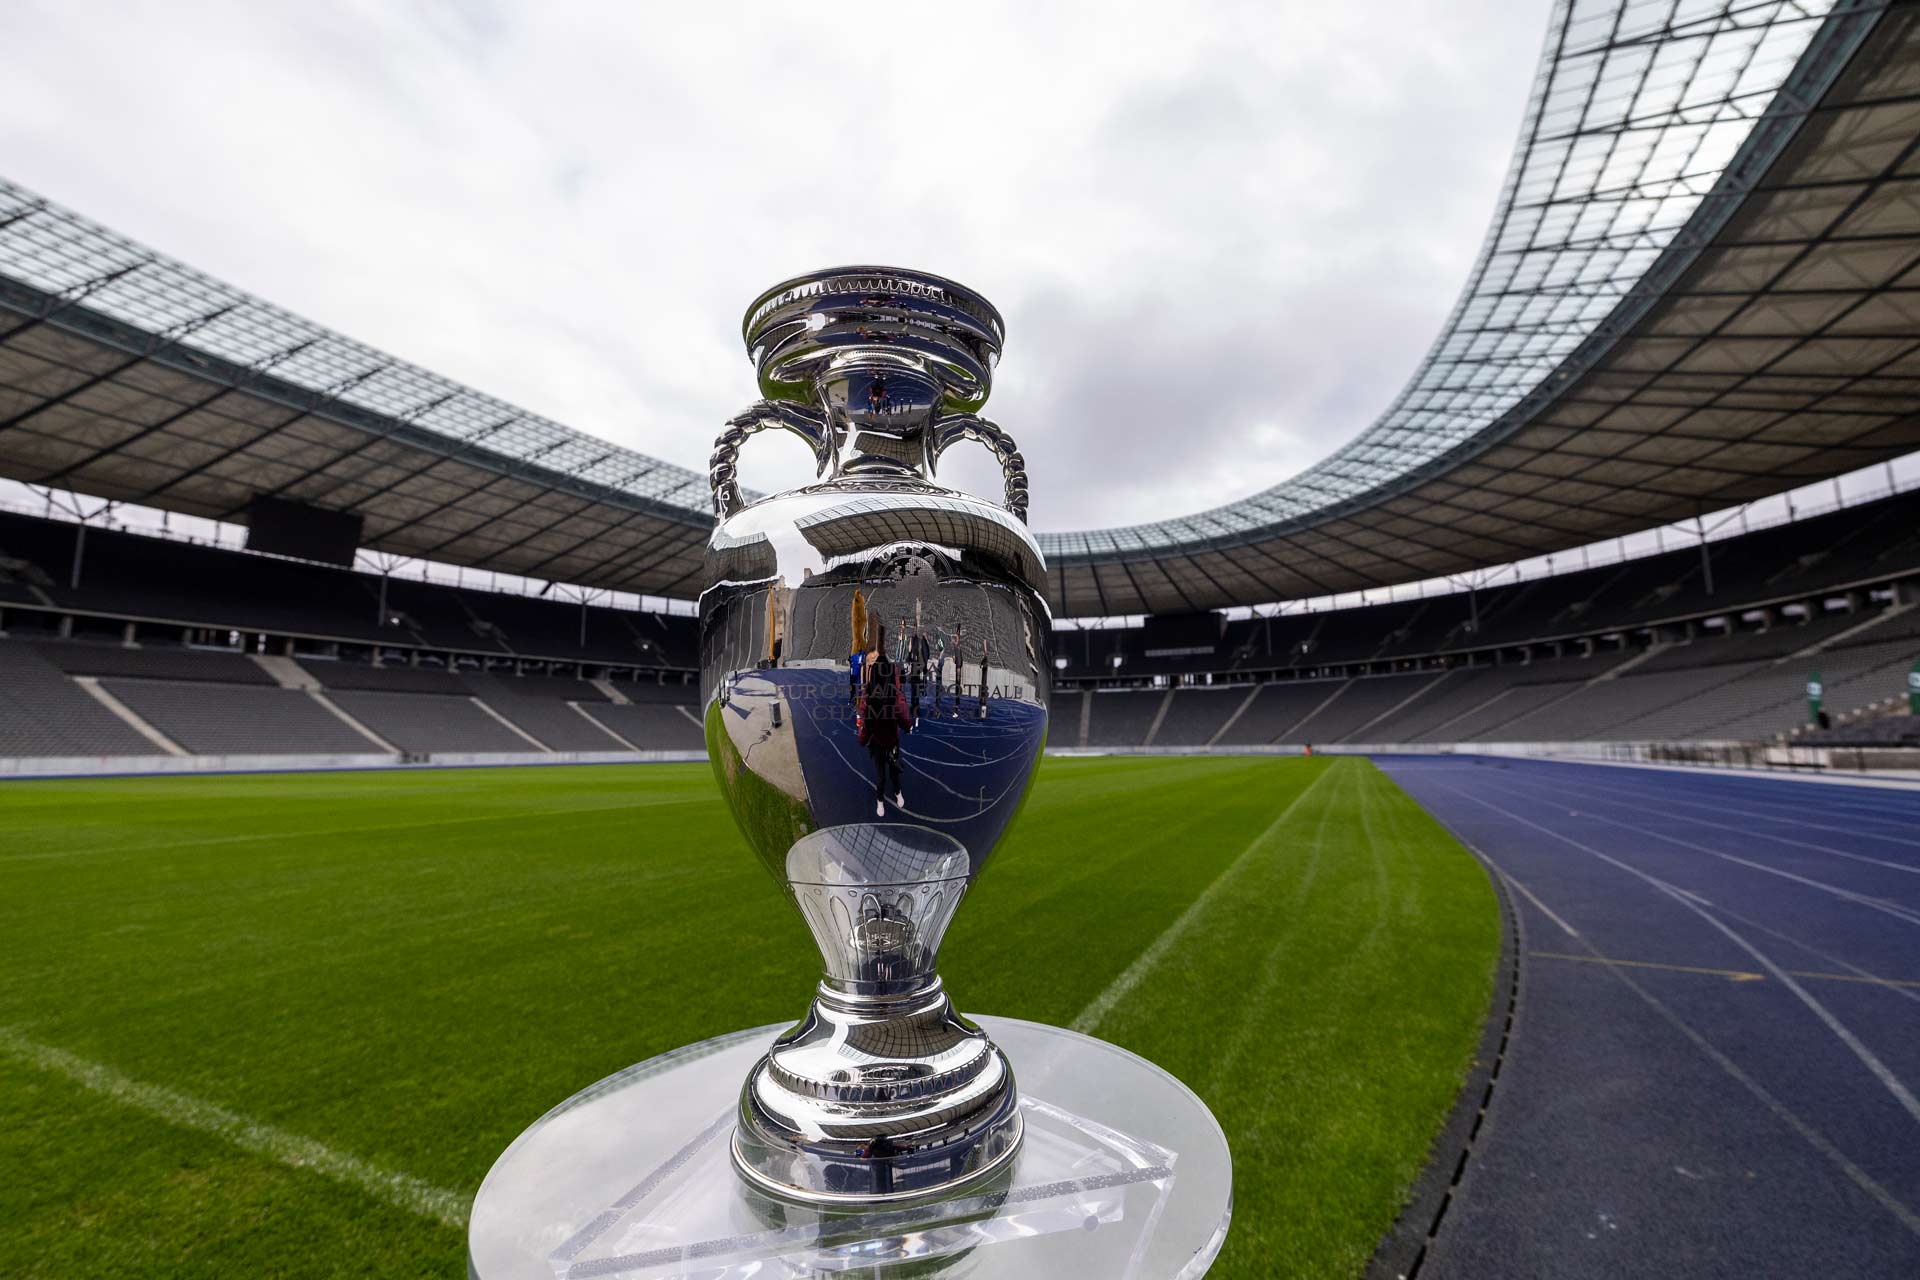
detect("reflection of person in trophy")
[979,637,991,720]
[930,627,948,715]
[907,602,929,721]
[848,589,869,709]
[860,624,906,815]
[764,582,782,669]
[856,1132,899,1196]
[952,624,965,714]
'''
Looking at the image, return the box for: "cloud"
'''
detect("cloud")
[0,0,1545,533]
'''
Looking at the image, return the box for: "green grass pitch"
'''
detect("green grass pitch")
[0,754,1497,1278]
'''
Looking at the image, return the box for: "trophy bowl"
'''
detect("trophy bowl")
[699,267,1050,1204]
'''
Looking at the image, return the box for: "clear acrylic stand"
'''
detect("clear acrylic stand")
[470,1017,1231,1280]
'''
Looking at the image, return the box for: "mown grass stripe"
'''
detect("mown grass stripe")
[3,796,705,863]
[0,1026,468,1230]
[1069,759,1340,1035]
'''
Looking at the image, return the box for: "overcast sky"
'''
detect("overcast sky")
[0,0,1546,532]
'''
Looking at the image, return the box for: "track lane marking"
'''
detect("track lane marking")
[1527,773,1920,878]
[1668,890,1920,1006]
[1531,951,1764,982]
[0,1026,467,1228]
[1483,779,1920,929]
[1375,776,1920,1241]
[1069,759,1341,1035]
[1539,770,1920,850]
[1433,781,1920,1132]
[1501,872,1579,938]
[1534,949,1920,990]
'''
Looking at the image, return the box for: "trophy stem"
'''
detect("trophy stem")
[731,974,1024,1204]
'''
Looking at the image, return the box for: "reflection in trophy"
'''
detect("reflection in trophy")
[700,267,1049,1203]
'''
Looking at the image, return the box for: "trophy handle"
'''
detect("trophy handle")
[931,414,1029,524]
[709,400,834,519]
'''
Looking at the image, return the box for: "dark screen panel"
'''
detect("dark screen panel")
[244,496,363,568]
[1141,611,1224,649]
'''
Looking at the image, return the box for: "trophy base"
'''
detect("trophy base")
[730,977,1025,1205]
[729,1109,1023,1207]
[469,1016,1232,1280]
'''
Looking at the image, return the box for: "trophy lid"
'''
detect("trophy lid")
[742,267,1005,417]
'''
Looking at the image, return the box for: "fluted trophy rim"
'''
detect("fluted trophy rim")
[740,264,1006,351]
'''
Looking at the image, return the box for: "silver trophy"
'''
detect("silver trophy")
[469,269,1229,1277]
[699,267,1049,1204]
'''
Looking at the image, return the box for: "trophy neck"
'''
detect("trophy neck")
[817,972,946,1010]
[817,361,940,483]
[784,823,971,995]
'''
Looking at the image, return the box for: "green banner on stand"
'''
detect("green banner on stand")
[1807,672,1824,724]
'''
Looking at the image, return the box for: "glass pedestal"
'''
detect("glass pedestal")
[469,1016,1232,1279]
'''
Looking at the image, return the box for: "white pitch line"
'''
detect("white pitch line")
[1069,760,1341,1035]
[9,797,698,863]
[0,1026,468,1229]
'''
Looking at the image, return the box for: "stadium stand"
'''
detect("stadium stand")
[33,639,278,685]
[462,673,628,752]
[105,681,376,756]
[1061,487,1920,684]
[0,478,1916,764]
[1151,688,1247,747]
[0,640,155,757]
[295,660,472,694]
[1048,688,1086,748]
[1213,682,1347,746]
[324,689,536,755]
[0,509,699,672]
[581,703,704,752]
[1286,673,1442,744]
[1085,690,1166,747]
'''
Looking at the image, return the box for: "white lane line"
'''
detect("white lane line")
[1674,890,1920,1008]
[0,1026,467,1228]
[1435,783,1920,1131]
[1500,871,1580,939]
[1566,807,1920,930]
[1489,773,1920,927]
[1510,914,1920,1236]
[1069,760,1341,1035]
[1390,800,1920,1238]
[1463,788,1920,1004]
[1539,776,1920,877]
[1557,775,1920,850]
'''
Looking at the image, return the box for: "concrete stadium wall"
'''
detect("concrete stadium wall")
[0,749,706,780]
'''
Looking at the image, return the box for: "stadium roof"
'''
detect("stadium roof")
[3,0,1919,615]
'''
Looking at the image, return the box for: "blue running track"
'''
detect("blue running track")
[1378,757,1920,1279]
